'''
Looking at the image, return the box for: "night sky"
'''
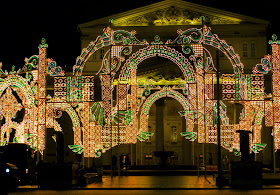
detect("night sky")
[0,0,278,72]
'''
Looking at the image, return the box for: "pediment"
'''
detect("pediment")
[113,6,242,26]
[79,0,269,28]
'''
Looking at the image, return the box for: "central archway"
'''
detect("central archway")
[139,88,191,134]
[119,44,196,82]
[0,75,37,148]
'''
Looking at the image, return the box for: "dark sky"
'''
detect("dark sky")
[0,0,278,71]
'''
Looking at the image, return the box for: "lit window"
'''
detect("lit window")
[243,43,248,57]
[100,48,105,59]
[171,126,177,142]
[251,43,256,57]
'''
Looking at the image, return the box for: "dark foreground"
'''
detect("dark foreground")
[5,175,280,195]
[9,189,280,195]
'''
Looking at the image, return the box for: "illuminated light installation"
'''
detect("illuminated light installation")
[270,34,280,150]
[119,44,196,82]
[221,73,266,152]
[140,87,190,137]
[54,76,94,102]
[37,38,48,152]
[0,73,37,148]
[265,100,273,127]
[202,26,243,74]
[128,68,138,144]
[252,55,271,74]
[47,59,65,76]
[117,84,127,111]
[0,87,22,121]
[75,24,270,157]
[22,55,39,72]
[45,99,81,145]
[0,87,23,144]
[222,74,264,101]
[0,38,79,154]
[1,24,279,159]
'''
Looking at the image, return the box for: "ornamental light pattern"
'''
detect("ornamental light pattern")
[0,24,278,158]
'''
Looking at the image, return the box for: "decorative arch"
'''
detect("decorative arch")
[46,100,82,146]
[0,75,37,147]
[202,27,244,74]
[74,26,244,78]
[0,75,35,107]
[68,25,254,155]
[73,27,148,76]
[139,88,190,134]
[119,45,196,82]
[0,121,23,145]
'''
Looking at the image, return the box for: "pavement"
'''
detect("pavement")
[84,175,216,189]
[16,175,216,190]
[9,174,280,194]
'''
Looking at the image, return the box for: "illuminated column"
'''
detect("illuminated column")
[100,75,111,124]
[205,74,216,127]
[155,98,164,152]
[38,38,48,152]
[117,84,127,111]
[129,68,138,143]
[100,74,112,150]
[83,102,90,157]
[270,35,280,150]
[197,66,205,143]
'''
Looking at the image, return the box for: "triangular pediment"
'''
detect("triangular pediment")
[79,0,269,28]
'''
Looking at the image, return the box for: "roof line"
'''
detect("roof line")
[79,0,269,28]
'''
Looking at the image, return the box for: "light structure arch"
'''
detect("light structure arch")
[74,26,245,78]
[70,25,253,156]
[202,27,244,74]
[0,75,35,108]
[119,44,196,82]
[0,121,23,144]
[46,101,82,146]
[0,75,37,147]
[139,88,191,134]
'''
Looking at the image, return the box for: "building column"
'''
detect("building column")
[155,99,165,152]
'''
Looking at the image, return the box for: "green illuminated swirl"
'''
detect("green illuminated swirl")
[112,30,147,45]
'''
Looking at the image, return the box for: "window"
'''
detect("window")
[100,48,105,59]
[243,43,248,57]
[251,43,256,57]
[171,126,177,143]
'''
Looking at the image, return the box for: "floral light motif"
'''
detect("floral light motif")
[252,55,271,74]
[0,87,22,120]
[47,59,65,76]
